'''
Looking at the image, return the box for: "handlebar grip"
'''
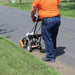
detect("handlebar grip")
[33,17,36,20]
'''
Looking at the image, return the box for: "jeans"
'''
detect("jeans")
[41,17,60,59]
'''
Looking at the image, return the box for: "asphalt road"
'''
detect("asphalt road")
[0,6,75,74]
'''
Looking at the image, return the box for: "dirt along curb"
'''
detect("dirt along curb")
[31,48,75,75]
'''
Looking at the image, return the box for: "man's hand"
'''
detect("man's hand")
[31,6,37,22]
[58,2,61,8]
[32,15,38,22]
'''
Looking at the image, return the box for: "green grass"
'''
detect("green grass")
[3,3,32,11]
[0,0,33,5]
[59,2,75,18]
[0,35,61,75]
[0,0,7,5]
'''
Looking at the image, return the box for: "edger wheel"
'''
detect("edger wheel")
[27,45,32,52]
[20,40,24,48]
[38,46,42,50]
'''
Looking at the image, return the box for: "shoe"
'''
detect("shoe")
[42,57,55,63]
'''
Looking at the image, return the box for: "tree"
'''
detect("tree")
[67,0,69,3]
[8,0,11,3]
[19,0,21,4]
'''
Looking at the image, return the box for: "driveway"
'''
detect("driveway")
[0,6,75,75]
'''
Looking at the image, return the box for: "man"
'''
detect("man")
[31,0,61,62]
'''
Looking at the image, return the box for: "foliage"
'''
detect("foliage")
[59,2,75,18]
[61,0,75,2]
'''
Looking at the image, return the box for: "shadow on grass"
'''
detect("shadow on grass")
[0,36,3,39]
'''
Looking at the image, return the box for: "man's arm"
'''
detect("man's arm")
[58,2,61,8]
[31,6,37,22]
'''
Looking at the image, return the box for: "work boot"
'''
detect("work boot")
[42,57,55,63]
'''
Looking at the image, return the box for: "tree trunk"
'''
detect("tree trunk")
[67,0,69,3]
[8,0,11,3]
[20,0,21,4]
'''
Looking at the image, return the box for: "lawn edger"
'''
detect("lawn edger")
[20,17,42,52]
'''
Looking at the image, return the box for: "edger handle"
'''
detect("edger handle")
[34,16,41,34]
[34,20,38,34]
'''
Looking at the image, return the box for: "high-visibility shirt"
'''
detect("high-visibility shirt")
[32,0,60,19]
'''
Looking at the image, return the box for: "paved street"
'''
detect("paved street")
[0,6,75,75]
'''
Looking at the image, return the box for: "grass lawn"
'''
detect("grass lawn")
[3,3,32,11]
[0,35,61,75]
[59,2,75,18]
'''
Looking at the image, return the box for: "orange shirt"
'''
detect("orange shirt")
[32,0,60,19]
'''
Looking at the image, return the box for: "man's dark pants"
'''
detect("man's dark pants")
[41,16,60,60]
